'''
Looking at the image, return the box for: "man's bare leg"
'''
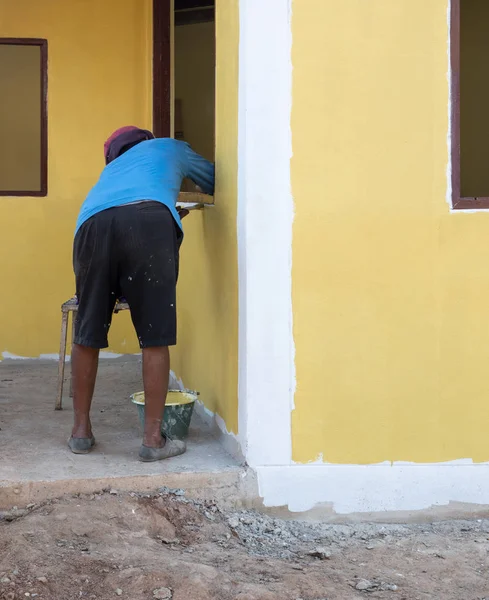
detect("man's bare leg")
[138,346,186,462]
[142,346,170,448]
[71,343,99,439]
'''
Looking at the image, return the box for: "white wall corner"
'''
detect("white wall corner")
[237,0,295,468]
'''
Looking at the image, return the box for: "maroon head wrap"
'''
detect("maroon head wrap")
[104,126,154,164]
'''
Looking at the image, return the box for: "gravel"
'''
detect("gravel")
[153,588,172,599]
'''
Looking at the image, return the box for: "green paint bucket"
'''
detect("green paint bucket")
[130,390,198,440]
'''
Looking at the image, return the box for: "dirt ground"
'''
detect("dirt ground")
[1,489,489,600]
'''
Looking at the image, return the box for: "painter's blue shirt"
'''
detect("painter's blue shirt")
[75,138,215,235]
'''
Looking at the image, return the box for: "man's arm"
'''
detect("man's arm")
[182,144,215,196]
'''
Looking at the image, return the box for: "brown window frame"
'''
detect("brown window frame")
[153,0,216,139]
[153,0,171,138]
[451,0,489,209]
[0,38,48,197]
[153,0,215,205]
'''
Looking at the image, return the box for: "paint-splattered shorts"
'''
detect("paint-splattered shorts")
[73,201,182,349]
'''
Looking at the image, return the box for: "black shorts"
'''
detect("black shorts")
[73,201,182,349]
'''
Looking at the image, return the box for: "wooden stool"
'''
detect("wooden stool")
[55,297,129,410]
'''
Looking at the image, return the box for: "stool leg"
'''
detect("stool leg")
[69,310,76,398]
[56,310,69,410]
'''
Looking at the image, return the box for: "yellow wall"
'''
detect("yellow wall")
[291,0,489,464]
[0,0,239,434]
[171,0,239,433]
[460,0,489,197]
[174,21,215,161]
[0,0,151,356]
[0,44,42,192]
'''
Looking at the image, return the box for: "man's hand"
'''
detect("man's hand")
[177,207,190,220]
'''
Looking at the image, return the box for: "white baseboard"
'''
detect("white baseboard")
[193,400,244,464]
[255,461,489,518]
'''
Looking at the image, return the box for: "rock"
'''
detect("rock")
[381,583,399,592]
[173,489,185,496]
[241,516,254,526]
[308,547,332,560]
[109,489,118,496]
[228,517,240,529]
[1,577,11,583]
[115,589,123,596]
[37,577,48,584]
[55,513,68,522]
[1,509,27,522]
[153,588,172,599]
[160,537,180,545]
[356,579,374,591]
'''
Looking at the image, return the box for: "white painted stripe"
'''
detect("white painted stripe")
[256,462,489,514]
[169,370,244,461]
[193,400,244,463]
[237,0,295,467]
[1,351,137,361]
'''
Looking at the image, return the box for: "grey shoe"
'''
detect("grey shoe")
[138,437,186,462]
[68,435,96,454]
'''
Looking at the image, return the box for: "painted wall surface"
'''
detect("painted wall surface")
[0,44,42,192]
[291,0,489,465]
[460,0,489,197]
[174,21,215,161]
[0,0,151,357]
[171,0,239,433]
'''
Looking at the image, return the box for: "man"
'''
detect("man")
[69,126,215,461]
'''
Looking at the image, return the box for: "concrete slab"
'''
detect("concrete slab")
[0,358,255,509]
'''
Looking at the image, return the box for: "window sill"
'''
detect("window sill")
[0,190,47,197]
[177,191,214,210]
[453,197,489,210]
